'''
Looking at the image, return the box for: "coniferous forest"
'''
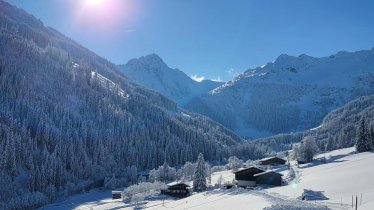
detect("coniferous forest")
[0,1,246,208]
[1,1,374,209]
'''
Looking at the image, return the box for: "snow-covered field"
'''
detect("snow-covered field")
[41,147,374,210]
[268,147,374,210]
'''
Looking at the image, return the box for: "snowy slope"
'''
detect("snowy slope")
[44,146,374,210]
[186,49,374,138]
[118,54,222,105]
[43,189,271,210]
[268,147,374,210]
[48,143,374,210]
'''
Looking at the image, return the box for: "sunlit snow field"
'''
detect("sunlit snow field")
[41,147,374,210]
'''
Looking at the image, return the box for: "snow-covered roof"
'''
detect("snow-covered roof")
[253,171,284,177]
[234,166,264,174]
[260,156,285,162]
[166,181,190,187]
[111,191,122,194]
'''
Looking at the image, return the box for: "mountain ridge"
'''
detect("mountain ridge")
[185,48,374,138]
[117,48,374,139]
[118,54,223,105]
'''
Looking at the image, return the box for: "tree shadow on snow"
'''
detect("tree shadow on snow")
[203,187,263,197]
[299,153,352,169]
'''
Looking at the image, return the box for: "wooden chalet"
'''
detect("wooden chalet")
[234,167,264,187]
[161,183,190,198]
[253,171,283,186]
[259,156,286,166]
[111,191,122,199]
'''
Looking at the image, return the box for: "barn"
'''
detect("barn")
[254,171,283,186]
[259,157,286,166]
[161,183,190,198]
[234,167,264,187]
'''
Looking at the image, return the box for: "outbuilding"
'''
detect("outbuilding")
[253,171,283,186]
[161,183,190,198]
[259,157,286,166]
[234,167,264,187]
[112,191,122,199]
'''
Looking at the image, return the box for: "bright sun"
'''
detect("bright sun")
[85,0,104,5]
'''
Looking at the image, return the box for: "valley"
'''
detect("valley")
[0,0,373,210]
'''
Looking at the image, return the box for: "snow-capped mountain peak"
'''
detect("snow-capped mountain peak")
[186,48,374,138]
[125,53,169,73]
[118,54,222,105]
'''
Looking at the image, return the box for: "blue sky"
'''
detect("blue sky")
[6,0,374,81]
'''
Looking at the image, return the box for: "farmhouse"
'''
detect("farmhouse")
[235,167,284,187]
[161,183,190,198]
[234,167,265,187]
[254,171,283,186]
[259,156,286,166]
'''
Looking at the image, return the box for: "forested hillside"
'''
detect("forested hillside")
[0,1,242,209]
[237,95,374,159]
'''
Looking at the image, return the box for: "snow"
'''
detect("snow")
[42,189,271,210]
[268,147,374,209]
[39,190,112,210]
[188,48,374,138]
[181,112,191,118]
[253,171,283,177]
[118,54,222,105]
[91,71,130,98]
[211,170,235,184]
[259,156,285,162]
[166,181,190,187]
[42,147,374,210]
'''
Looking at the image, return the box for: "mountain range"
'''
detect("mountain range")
[120,50,374,139]
[1,0,374,208]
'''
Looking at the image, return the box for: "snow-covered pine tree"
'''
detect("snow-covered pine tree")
[227,156,243,171]
[205,163,211,185]
[370,124,374,149]
[301,136,319,162]
[193,153,207,192]
[291,136,318,163]
[356,117,371,152]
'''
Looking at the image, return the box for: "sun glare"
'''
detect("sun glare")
[72,0,134,38]
[85,0,104,5]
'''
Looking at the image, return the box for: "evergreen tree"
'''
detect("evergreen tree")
[302,136,319,162]
[193,153,207,192]
[355,117,371,152]
[227,156,243,171]
[370,124,374,149]
[291,136,318,163]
